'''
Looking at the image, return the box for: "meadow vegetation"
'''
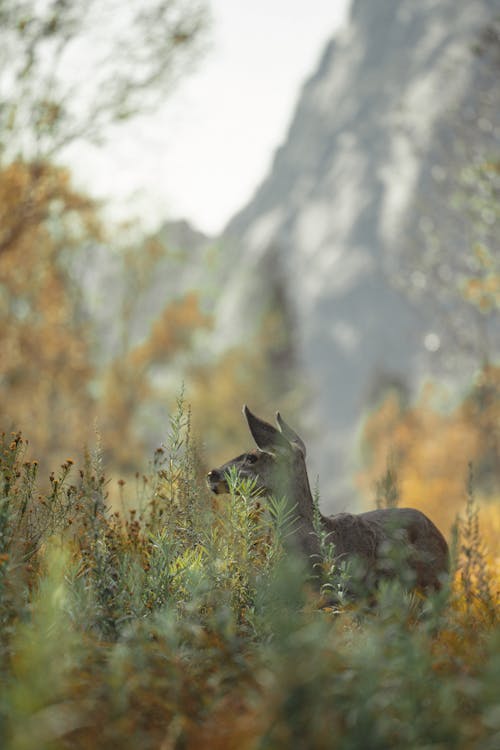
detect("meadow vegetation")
[0,6,498,746]
[0,392,499,750]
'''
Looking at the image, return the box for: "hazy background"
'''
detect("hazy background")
[62,0,350,234]
[0,0,498,524]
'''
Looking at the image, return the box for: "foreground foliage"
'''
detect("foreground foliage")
[0,400,499,750]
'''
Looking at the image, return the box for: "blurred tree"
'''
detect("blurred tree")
[0,0,208,161]
[0,0,209,256]
[98,291,212,473]
[0,161,99,468]
[0,0,210,474]
[394,17,499,365]
[131,291,211,368]
[188,304,302,468]
[461,364,500,496]
[358,364,500,534]
[401,157,499,363]
[457,163,500,322]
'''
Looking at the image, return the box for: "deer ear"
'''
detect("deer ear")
[243,405,290,453]
[275,412,307,458]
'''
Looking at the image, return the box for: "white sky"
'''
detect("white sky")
[65,0,350,236]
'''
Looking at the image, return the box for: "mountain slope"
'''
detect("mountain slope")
[215,0,499,507]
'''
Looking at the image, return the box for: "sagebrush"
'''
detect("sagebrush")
[0,398,499,750]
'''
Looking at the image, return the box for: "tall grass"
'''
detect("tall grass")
[0,400,499,749]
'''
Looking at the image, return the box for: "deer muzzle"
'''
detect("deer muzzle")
[206,468,229,494]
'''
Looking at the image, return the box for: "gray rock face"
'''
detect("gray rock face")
[215,0,499,509]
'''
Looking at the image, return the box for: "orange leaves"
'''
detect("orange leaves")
[0,160,100,474]
[462,246,500,313]
[0,160,98,260]
[358,367,500,540]
[131,292,212,367]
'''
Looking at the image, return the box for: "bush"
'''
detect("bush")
[0,399,499,749]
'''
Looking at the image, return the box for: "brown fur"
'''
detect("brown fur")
[207,406,449,594]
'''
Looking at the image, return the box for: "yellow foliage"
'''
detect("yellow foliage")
[131,292,211,367]
[477,500,500,581]
[461,241,499,313]
[358,366,500,550]
[0,160,99,261]
[0,160,100,474]
[0,160,216,479]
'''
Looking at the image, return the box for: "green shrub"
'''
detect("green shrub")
[0,401,499,749]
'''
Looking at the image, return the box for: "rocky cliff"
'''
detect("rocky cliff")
[215,0,499,508]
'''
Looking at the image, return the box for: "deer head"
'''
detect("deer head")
[207,405,313,519]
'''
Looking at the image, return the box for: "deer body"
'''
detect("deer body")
[207,406,449,593]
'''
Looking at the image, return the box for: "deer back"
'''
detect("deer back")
[323,508,449,590]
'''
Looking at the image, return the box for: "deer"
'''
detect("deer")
[207,406,449,597]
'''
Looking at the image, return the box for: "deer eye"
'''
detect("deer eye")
[246,454,258,464]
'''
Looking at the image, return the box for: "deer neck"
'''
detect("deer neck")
[280,464,321,563]
[278,459,315,525]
